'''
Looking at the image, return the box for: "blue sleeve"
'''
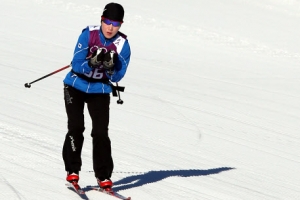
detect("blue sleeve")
[106,40,131,82]
[71,28,92,74]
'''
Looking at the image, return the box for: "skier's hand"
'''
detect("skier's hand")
[88,47,105,68]
[103,50,117,75]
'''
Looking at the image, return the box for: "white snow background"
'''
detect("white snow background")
[1,0,300,199]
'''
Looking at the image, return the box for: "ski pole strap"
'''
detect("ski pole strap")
[110,83,125,97]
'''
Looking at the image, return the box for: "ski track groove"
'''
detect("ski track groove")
[210,176,281,200]
[124,91,300,142]
[208,128,300,164]
[0,174,24,200]
[0,123,63,161]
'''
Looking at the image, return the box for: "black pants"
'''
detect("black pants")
[62,84,113,180]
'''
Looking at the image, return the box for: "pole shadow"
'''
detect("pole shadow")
[111,167,234,192]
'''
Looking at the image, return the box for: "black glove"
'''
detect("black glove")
[88,47,105,68]
[103,50,118,74]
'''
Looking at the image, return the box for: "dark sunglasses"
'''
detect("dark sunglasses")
[101,17,123,27]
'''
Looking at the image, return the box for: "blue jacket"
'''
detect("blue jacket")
[63,26,131,93]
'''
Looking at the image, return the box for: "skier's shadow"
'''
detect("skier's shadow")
[112,167,234,192]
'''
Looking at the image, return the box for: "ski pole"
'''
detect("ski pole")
[116,82,124,104]
[24,65,70,88]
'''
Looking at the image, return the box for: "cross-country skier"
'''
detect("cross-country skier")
[62,2,131,191]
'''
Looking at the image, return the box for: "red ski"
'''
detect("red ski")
[66,182,89,199]
[92,187,131,200]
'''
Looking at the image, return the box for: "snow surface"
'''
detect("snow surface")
[1,0,300,199]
